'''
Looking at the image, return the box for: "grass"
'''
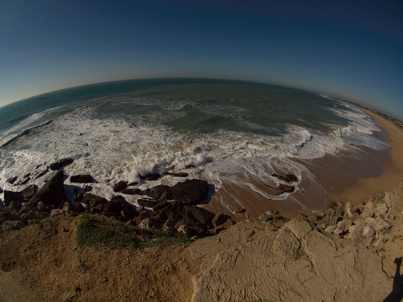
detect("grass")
[76,215,191,249]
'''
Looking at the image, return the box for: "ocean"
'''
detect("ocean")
[0,78,390,217]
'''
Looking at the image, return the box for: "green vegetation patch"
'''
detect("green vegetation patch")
[76,215,191,249]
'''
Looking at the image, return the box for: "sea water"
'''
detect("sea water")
[0,78,390,214]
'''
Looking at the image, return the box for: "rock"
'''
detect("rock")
[361,207,374,219]
[272,173,298,183]
[113,181,128,192]
[104,195,136,220]
[50,209,65,217]
[81,193,108,213]
[16,174,31,186]
[34,168,49,180]
[0,186,3,193]
[215,219,235,233]
[285,219,312,239]
[145,185,172,200]
[70,174,94,183]
[7,201,22,212]
[212,214,231,227]
[277,184,295,193]
[234,206,246,214]
[166,172,189,177]
[62,201,85,214]
[20,185,39,202]
[138,218,158,229]
[49,158,74,170]
[344,202,353,218]
[29,171,67,207]
[37,201,48,212]
[372,217,391,232]
[140,173,161,181]
[137,198,169,211]
[7,176,18,184]
[259,212,274,222]
[170,179,209,204]
[3,190,24,206]
[2,220,25,232]
[120,188,141,195]
[373,203,388,217]
[84,186,93,192]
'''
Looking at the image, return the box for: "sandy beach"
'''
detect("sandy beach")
[205,105,403,220]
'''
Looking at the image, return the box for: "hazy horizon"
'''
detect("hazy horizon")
[1,0,402,119]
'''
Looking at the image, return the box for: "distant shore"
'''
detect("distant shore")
[328,103,403,205]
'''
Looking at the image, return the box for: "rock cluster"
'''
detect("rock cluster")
[1,168,231,237]
[298,194,396,250]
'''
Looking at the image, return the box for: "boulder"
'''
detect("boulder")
[81,193,107,213]
[166,172,189,177]
[145,185,172,200]
[120,188,141,195]
[3,190,24,206]
[7,176,18,184]
[212,213,231,227]
[29,170,67,207]
[49,158,74,170]
[272,173,298,183]
[140,173,161,181]
[70,174,94,183]
[2,220,25,232]
[170,179,209,204]
[20,185,39,202]
[113,181,128,192]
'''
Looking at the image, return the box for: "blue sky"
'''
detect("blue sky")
[1,0,402,119]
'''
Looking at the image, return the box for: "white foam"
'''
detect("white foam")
[0,102,391,205]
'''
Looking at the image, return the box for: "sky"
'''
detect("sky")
[0,0,402,119]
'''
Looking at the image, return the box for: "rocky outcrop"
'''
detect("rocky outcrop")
[70,174,94,183]
[29,170,67,207]
[145,179,209,204]
[191,218,390,302]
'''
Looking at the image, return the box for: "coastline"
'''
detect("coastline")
[205,102,403,220]
[328,105,403,205]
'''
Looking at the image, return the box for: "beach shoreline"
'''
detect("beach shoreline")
[204,102,403,220]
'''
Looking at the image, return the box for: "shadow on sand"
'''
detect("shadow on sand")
[384,257,403,302]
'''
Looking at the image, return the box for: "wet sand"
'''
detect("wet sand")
[204,105,403,221]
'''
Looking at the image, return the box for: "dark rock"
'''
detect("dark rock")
[84,186,93,192]
[70,174,94,183]
[185,164,196,169]
[21,185,39,202]
[0,211,16,224]
[137,198,154,207]
[34,168,49,180]
[62,201,85,214]
[0,186,3,194]
[113,181,128,192]
[234,206,246,214]
[145,185,172,200]
[171,179,209,204]
[7,201,21,212]
[120,188,141,195]
[272,173,298,183]
[50,158,74,170]
[278,184,295,193]
[29,170,67,207]
[166,172,189,177]
[3,190,24,206]
[104,195,136,220]
[145,179,210,204]
[140,173,161,181]
[2,220,25,232]
[81,193,108,212]
[7,177,18,184]
[212,214,231,228]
